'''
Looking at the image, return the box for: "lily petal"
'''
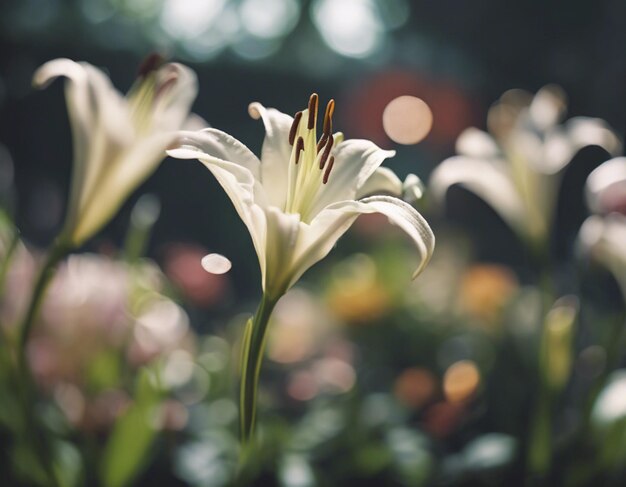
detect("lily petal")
[429,155,527,236]
[149,63,198,132]
[455,128,500,158]
[33,59,132,234]
[528,84,567,130]
[579,214,626,297]
[170,128,261,180]
[530,118,622,175]
[263,207,300,297]
[586,157,626,214]
[308,139,395,216]
[248,102,294,208]
[357,196,434,277]
[356,166,403,199]
[403,174,425,203]
[167,138,268,277]
[71,132,170,244]
[565,117,622,158]
[288,196,434,290]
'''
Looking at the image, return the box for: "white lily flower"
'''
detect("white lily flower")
[579,214,626,297]
[33,55,198,246]
[430,86,621,247]
[578,157,626,297]
[168,94,434,299]
[586,157,626,215]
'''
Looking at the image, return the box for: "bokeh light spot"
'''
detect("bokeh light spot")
[443,360,480,403]
[383,95,433,145]
[239,0,299,39]
[201,253,232,275]
[312,0,384,58]
[161,0,226,39]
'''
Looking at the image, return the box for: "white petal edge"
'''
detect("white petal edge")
[289,196,434,291]
[455,127,500,158]
[33,58,132,242]
[403,173,425,203]
[356,166,403,199]
[169,128,261,180]
[429,155,528,236]
[167,144,269,279]
[248,102,294,208]
[586,157,626,214]
[307,139,395,217]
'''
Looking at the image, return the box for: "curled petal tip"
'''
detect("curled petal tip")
[32,58,83,89]
[166,144,202,160]
[248,102,262,120]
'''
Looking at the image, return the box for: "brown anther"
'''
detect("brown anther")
[316,133,328,153]
[323,99,335,135]
[319,134,334,169]
[138,53,166,77]
[307,93,319,130]
[289,111,303,146]
[294,136,304,164]
[323,156,335,184]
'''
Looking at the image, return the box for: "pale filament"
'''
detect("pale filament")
[285,94,341,220]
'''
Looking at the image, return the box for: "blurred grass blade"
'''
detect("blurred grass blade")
[100,368,162,487]
[123,194,161,262]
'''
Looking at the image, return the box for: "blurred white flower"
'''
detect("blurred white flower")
[579,157,626,296]
[579,214,626,297]
[586,157,626,215]
[33,55,198,246]
[168,94,434,298]
[430,86,621,247]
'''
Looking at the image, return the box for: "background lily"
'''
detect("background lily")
[586,157,626,216]
[429,86,621,252]
[20,55,197,346]
[14,57,198,459]
[33,55,198,248]
[167,94,434,444]
[579,157,626,298]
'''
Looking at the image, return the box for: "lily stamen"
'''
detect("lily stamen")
[137,52,165,77]
[294,136,304,165]
[319,134,334,169]
[289,111,302,145]
[307,93,318,130]
[316,133,328,153]
[323,156,335,184]
[323,99,335,135]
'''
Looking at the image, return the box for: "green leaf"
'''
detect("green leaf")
[100,367,162,487]
[86,350,122,392]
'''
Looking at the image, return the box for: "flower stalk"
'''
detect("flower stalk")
[239,292,280,445]
[17,238,71,376]
[13,238,70,487]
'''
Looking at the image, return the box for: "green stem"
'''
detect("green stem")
[17,240,70,373]
[527,386,552,481]
[239,293,279,447]
[0,229,20,300]
[525,236,554,482]
[15,239,70,487]
[0,230,20,344]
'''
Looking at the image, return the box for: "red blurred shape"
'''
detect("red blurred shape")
[343,70,478,148]
[162,242,230,307]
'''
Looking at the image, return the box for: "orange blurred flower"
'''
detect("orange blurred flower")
[458,264,518,327]
[394,367,437,410]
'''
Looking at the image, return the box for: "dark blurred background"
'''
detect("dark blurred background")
[1,0,625,299]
